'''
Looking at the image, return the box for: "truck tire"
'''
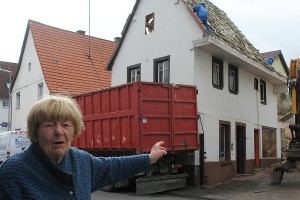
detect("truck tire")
[270,168,284,185]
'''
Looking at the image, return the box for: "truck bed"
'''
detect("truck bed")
[72,81,199,154]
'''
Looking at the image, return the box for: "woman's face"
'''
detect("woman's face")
[37,120,75,164]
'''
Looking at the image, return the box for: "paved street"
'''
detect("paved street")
[92,169,300,200]
[91,187,190,200]
[168,168,300,200]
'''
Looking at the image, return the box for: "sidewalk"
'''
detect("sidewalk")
[167,168,300,200]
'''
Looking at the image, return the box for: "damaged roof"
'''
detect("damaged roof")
[108,0,281,78]
[187,0,269,68]
[14,20,116,96]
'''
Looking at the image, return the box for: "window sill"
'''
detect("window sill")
[229,90,238,95]
[260,101,267,105]
[212,84,223,90]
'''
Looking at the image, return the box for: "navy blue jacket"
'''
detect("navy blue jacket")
[0,143,150,199]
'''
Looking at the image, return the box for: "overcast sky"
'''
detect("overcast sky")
[0,0,299,66]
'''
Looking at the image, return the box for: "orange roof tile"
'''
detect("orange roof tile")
[28,20,116,96]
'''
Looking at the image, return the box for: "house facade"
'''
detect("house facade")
[107,0,287,186]
[10,20,116,131]
[0,61,17,133]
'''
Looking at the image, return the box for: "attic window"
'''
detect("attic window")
[145,13,154,34]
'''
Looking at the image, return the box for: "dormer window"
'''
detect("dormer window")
[145,13,154,34]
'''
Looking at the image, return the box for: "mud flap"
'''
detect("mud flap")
[136,173,188,195]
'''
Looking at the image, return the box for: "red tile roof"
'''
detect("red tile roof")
[0,61,17,99]
[27,20,116,96]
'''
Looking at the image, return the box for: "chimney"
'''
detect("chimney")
[76,30,86,35]
[114,37,121,42]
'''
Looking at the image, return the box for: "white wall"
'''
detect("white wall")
[11,30,50,131]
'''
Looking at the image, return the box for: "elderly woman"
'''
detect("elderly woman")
[0,95,167,199]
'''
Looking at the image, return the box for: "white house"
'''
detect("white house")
[10,20,116,131]
[0,61,17,133]
[262,50,289,78]
[107,0,287,186]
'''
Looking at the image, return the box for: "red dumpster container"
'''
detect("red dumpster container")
[72,81,198,154]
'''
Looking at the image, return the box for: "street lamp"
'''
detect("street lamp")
[0,66,13,131]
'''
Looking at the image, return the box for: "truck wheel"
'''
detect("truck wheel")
[101,184,115,192]
[296,161,300,171]
[270,168,284,185]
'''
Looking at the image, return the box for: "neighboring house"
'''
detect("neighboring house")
[261,50,289,78]
[262,50,291,115]
[262,50,291,155]
[10,20,116,131]
[0,61,17,132]
[107,0,287,186]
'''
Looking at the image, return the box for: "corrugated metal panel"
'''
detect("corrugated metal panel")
[72,82,199,154]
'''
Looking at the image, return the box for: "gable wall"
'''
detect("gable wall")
[111,0,204,85]
[272,57,287,76]
[11,30,50,131]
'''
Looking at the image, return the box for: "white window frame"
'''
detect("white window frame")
[16,92,20,109]
[38,83,43,100]
[260,79,267,104]
[131,68,140,82]
[219,122,231,161]
[28,62,31,72]
[158,61,169,83]
[127,64,141,83]
[229,69,235,91]
[154,56,170,84]
[213,63,220,85]
[2,100,8,108]
[228,65,238,94]
[212,57,223,89]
